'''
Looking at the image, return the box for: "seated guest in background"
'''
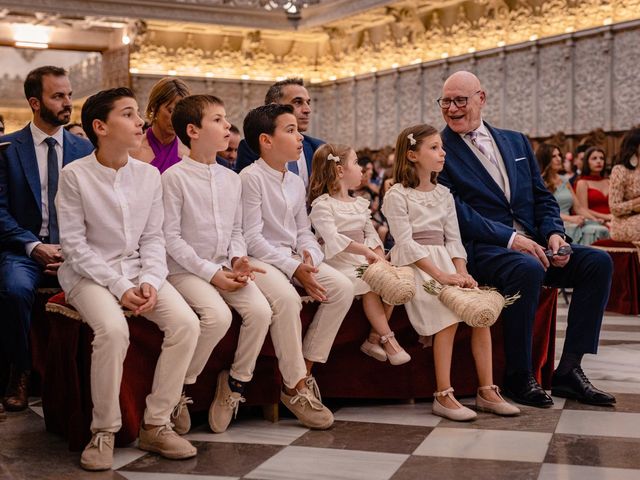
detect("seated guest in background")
[609,127,640,242]
[130,77,190,173]
[0,66,93,412]
[164,95,270,435]
[438,70,614,408]
[217,123,241,169]
[570,144,590,187]
[57,88,199,470]
[562,152,575,181]
[235,78,324,189]
[0,114,5,135]
[64,122,88,139]
[536,143,609,245]
[240,104,354,429]
[575,147,612,226]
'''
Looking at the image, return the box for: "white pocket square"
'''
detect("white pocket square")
[515,157,526,162]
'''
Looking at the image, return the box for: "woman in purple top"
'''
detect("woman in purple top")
[131,77,190,172]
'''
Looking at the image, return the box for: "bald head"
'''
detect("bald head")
[440,70,486,134]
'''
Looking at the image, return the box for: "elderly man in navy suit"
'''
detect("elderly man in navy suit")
[234,78,324,188]
[0,66,93,412]
[437,71,614,408]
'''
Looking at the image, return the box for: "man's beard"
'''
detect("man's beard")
[40,102,71,127]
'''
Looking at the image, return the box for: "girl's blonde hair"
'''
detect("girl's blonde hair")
[393,124,440,188]
[308,143,353,205]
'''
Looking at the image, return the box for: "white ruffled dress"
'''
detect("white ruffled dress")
[309,194,384,296]
[381,184,468,336]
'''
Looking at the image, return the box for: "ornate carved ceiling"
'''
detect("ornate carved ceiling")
[1,0,639,82]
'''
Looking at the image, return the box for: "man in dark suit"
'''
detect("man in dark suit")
[437,71,614,408]
[234,78,324,188]
[0,66,93,411]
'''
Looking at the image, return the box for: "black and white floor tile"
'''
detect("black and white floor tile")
[1,303,639,480]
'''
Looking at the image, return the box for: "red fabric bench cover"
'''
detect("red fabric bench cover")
[40,288,557,451]
[592,239,640,315]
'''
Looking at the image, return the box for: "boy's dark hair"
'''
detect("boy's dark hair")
[575,143,591,155]
[243,103,294,156]
[81,87,135,148]
[229,124,240,135]
[64,122,82,131]
[171,94,224,148]
[264,78,304,105]
[24,66,67,103]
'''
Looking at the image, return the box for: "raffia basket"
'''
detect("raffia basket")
[356,261,416,305]
[423,280,520,327]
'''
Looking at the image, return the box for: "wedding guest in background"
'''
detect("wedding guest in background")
[131,77,191,172]
[575,147,612,226]
[609,127,640,242]
[64,122,88,139]
[536,143,609,245]
[217,124,241,170]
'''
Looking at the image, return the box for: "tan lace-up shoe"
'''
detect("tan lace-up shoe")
[171,392,194,435]
[281,386,334,430]
[138,424,197,459]
[209,370,246,433]
[80,431,115,471]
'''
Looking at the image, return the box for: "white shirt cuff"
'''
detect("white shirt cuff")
[507,231,518,249]
[26,241,41,257]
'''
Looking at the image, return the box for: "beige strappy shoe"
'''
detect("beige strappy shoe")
[476,385,521,416]
[432,387,477,421]
[379,332,411,366]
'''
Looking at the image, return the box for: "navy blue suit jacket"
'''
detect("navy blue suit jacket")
[234,134,325,174]
[0,124,94,252]
[438,122,565,266]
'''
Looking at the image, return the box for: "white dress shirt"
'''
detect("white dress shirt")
[461,122,523,247]
[162,156,246,281]
[240,158,323,279]
[56,154,167,300]
[26,123,64,255]
[296,149,309,189]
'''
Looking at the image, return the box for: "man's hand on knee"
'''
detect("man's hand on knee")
[510,234,550,269]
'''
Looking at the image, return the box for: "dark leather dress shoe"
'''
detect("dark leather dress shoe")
[552,367,616,405]
[502,372,554,408]
[4,368,29,412]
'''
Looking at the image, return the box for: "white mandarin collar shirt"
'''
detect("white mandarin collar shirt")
[29,122,64,242]
[56,154,167,300]
[240,158,323,279]
[162,155,246,281]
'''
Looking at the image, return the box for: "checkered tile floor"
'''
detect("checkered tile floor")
[2,304,639,480]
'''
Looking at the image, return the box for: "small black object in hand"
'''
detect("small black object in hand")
[545,245,573,258]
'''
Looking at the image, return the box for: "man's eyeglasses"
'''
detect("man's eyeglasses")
[436,90,482,109]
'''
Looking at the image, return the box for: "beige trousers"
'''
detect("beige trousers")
[66,278,199,433]
[250,258,354,388]
[168,273,272,384]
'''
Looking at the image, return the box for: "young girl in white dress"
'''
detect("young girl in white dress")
[382,124,520,420]
[308,144,411,365]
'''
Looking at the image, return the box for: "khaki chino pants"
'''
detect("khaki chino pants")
[67,278,199,433]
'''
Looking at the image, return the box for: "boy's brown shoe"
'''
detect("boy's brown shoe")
[138,424,197,459]
[80,431,114,471]
[171,392,193,435]
[281,387,334,430]
[209,370,245,433]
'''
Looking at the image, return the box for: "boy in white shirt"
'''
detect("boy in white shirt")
[240,104,354,429]
[56,87,199,471]
[163,94,270,434]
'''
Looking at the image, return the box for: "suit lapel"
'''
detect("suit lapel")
[302,136,313,174]
[15,125,42,211]
[442,126,509,207]
[485,122,518,198]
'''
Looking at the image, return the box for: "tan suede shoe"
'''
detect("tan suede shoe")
[171,392,193,435]
[209,370,245,433]
[281,387,334,430]
[138,424,197,459]
[80,431,114,471]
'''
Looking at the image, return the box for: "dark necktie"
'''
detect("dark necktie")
[288,159,299,175]
[44,137,59,243]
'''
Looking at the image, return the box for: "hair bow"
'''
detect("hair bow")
[327,153,340,162]
[407,133,417,146]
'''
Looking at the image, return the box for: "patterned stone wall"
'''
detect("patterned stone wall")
[128,23,640,149]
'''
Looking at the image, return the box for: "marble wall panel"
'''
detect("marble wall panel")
[504,48,537,135]
[537,42,570,136]
[398,67,422,131]
[375,72,398,148]
[355,76,376,149]
[612,28,640,131]
[574,35,609,134]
